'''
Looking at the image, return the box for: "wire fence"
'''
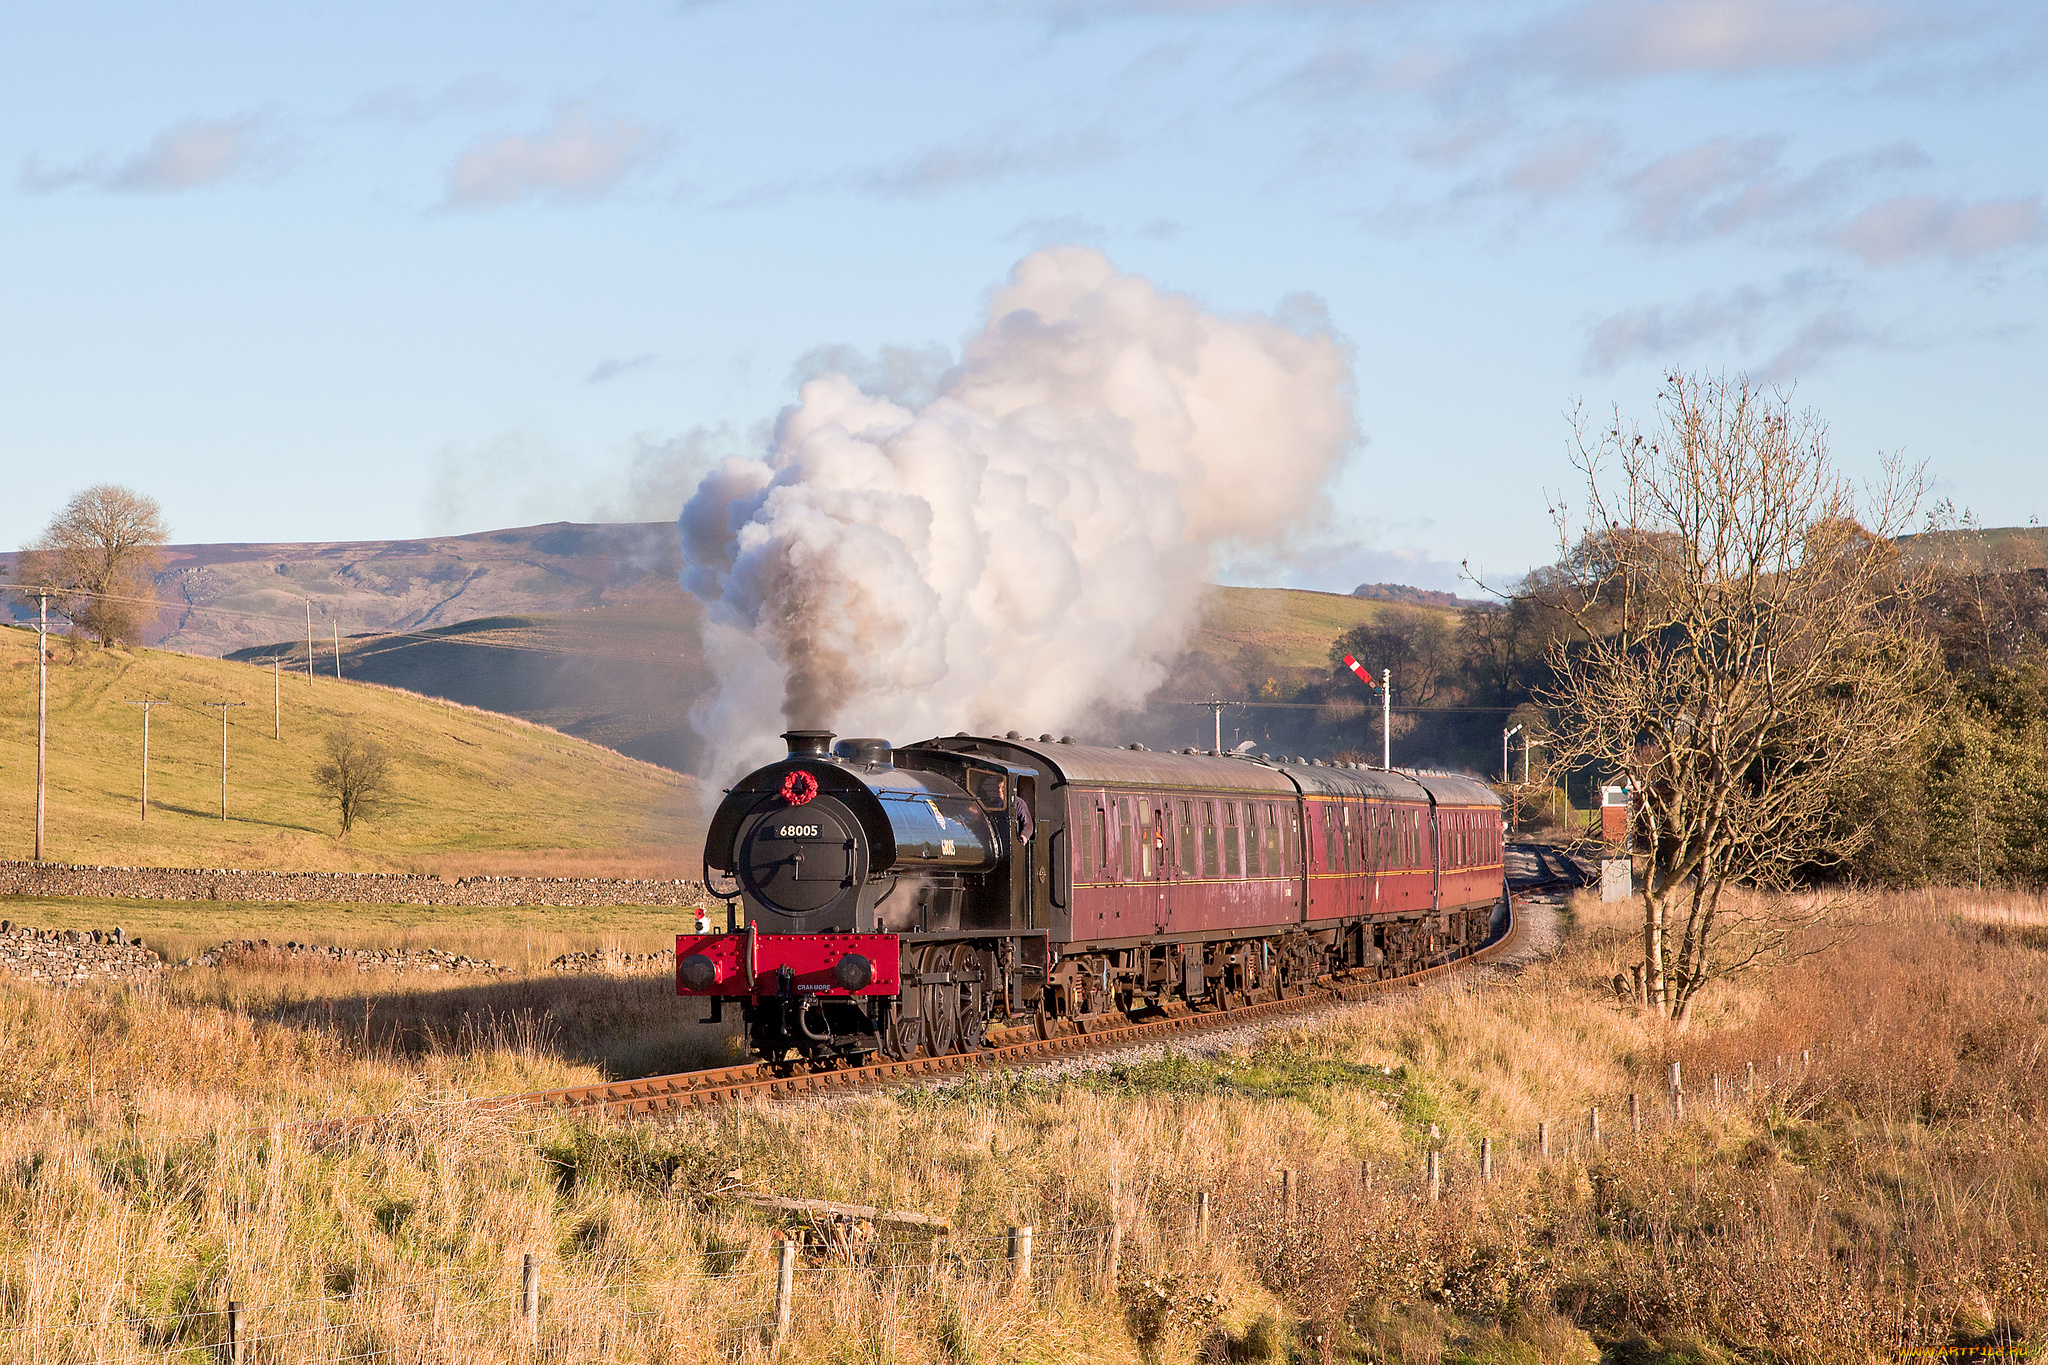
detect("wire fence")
[0,1043,1831,1363]
[0,1221,1138,1363]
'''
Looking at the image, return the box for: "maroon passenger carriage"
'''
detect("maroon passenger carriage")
[683,729,1507,1067]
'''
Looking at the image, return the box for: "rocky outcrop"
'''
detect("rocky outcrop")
[0,859,708,908]
[0,921,162,987]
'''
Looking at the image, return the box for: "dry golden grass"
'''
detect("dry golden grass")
[0,887,2038,1362]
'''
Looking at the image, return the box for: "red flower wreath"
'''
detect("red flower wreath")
[779,770,819,806]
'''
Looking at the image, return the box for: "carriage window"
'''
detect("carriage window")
[1092,804,1108,876]
[1137,798,1154,877]
[1201,802,1219,877]
[1245,804,1263,878]
[1178,802,1197,875]
[1341,806,1355,872]
[1223,802,1242,878]
[1118,800,1136,880]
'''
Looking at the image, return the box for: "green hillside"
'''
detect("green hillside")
[1197,584,1420,670]
[1897,525,2048,571]
[0,626,701,875]
[231,604,710,773]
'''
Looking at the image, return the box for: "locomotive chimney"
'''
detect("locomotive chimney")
[782,729,835,758]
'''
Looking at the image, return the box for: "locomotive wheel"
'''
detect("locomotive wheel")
[883,1006,923,1062]
[923,957,959,1057]
[954,945,988,1053]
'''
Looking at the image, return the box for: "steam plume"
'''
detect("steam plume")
[679,247,1354,775]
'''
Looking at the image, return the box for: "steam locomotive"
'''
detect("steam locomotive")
[682,729,1506,1066]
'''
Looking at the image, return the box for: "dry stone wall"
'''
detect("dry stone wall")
[0,922,162,987]
[0,860,708,907]
[193,940,510,975]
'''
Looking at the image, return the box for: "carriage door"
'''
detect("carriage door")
[1138,794,1171,933]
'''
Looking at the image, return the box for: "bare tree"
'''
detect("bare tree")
[1538,372,1936,1027]
[1330,605,1458,708]
[13,485,169,646]
[313,728,395,837]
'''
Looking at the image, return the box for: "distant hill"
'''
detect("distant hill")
[6,520,1481,775]
[230,607,710,775]
[1352,582,1493,610]
[0,626,701,875]
[1896,526,2048,572]
[0,521,683,656]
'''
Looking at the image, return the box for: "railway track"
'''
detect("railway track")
[297,889,1549,1143]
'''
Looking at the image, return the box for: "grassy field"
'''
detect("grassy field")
[0,885,2038,1362]
[0,625,702,874]
[1195,586,1416,671]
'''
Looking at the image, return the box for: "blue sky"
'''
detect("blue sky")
[5,0,2043,592]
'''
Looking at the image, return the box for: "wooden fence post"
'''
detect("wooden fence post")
[1281,1169,1296,1222]
[1102,1223,1122,1295]
[1746,1060,1756,1094]
[1589,1106,1601,1146]
[1008,1226,1033,1291]
[1713,1074,1723,1106]
[227,1301,243,1365]
[1195,1191,1211,1244]
[775,1238,795,1343]
[1537,1121,1549,1158]
[1426,1149,1441,1202]
[521,1254,538,1348]
[1479,1137,1492,1182]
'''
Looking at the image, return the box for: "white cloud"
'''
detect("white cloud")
[587,354,657,384]
[1501,124,1616,198]
[859,125,1117,198]
[1835,193,2048,264]
[442,106,664,209]
[1619,136,1927,241]
[1527,0,1900,81]
[19,114,288,195]
[1580,270,1884,377]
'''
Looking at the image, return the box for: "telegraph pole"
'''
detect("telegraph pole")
[273,657,281,739]
[34,593,47,861]
[199,701,247,821]
[1203,697,1227,752]
[123,697,169,822]
[333,623,341,681]
[304,601,314,685]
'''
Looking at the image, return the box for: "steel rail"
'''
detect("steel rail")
[295,893,1539,1141]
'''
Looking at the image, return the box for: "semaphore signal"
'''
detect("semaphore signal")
[1340,654,1392,769]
